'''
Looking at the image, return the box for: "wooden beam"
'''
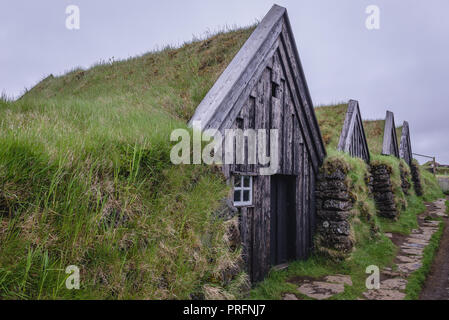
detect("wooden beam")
[399,121,413,166]
[382,110,400,158]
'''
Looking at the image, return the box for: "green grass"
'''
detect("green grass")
[421,169,445,201]
[377,194,424,235]
[314,104,348,149]
[0,26,255,299]
[250,234,396,300]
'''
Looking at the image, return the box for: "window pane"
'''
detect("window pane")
[235,176,241,187]
[243,190,250,202]
[234,190,241,202]
[243,176,251,187]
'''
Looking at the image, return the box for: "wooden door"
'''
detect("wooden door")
[270,175,297,266]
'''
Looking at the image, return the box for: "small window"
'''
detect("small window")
[233,175,253,206]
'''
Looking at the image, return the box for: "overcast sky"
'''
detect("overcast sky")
[1,0,448,164]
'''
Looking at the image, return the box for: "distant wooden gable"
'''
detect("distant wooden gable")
[337,100,370,163]
[382,111,399,158]
[399,121,412,165]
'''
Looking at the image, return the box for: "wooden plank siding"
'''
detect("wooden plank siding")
[382,111,400,158]
[337,100,371,163]
[189,5,326,282]
[399,121,413,166]
[232,53,318,281]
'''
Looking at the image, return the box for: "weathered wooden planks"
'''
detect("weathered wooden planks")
[399,121,413,166]
[188,5,285,131]
[382,111,400,158]
[239,206,252,278]
[235,59,318,281]
[337,100,370,163]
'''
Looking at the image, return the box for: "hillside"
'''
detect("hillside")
[1,25,443,301]
[0,27,254,299]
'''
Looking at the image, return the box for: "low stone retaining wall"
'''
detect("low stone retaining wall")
[315,165,354,259]
[399,162,412,196]
[370,164,399,219]
[410,161,423,196]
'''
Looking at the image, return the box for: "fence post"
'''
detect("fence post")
[433,157,436,176]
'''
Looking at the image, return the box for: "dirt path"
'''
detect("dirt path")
[419,198,449,300]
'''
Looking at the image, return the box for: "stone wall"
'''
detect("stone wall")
[370,164,399,219]
[399,162,412,196]
[315,165,354,260]
[410,161,423,196]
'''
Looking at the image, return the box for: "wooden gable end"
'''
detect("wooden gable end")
[337,100,370,163]
[400,121,413,165]
[227,46,312,176]
[382,111,399,158]
[189,4,326,173]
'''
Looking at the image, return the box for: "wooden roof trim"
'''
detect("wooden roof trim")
[189,5,286,130]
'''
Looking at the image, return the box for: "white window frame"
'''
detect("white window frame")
[233,175,253,207]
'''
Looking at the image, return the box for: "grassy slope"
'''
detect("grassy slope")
[314,103,347,149]
[0,27,255,299]
[1,29,443,300]
[252,104,443,300]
